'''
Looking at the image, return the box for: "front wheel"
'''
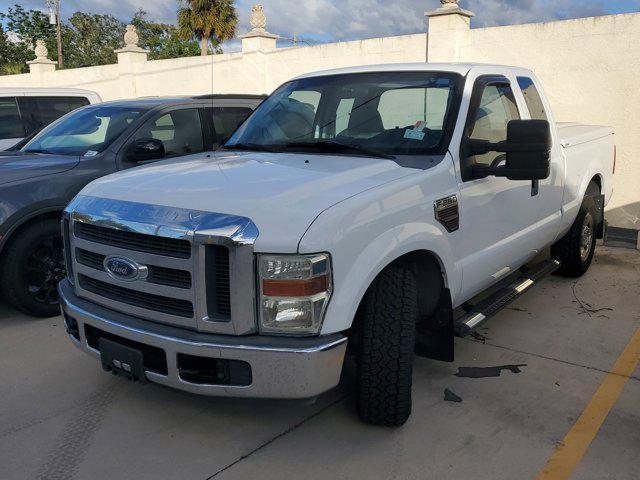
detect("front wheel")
[552,196,598,278]
[1,218,65,317]
[356,265,417,427]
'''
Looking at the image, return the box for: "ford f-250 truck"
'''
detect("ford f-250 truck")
[58,64,615,426]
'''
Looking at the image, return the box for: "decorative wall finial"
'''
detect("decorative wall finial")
[34,40,49,61]
[250,4,267,31]
[123,25,140,48]
[441,0,460,7]
[114,24,149,54]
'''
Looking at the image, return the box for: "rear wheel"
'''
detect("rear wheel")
[1,218,64,317]
[356,265,417,427]
[552,195,598,278]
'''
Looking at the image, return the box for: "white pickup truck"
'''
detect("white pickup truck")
[59,64,615,426]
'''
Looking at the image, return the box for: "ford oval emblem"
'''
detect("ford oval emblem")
[104,256,146,282]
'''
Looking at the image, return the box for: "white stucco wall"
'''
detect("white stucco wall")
[0,11,638,228]
[455,13,640,229]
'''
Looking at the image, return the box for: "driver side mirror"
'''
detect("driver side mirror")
[466,119,552,181]
[125,138,166,163]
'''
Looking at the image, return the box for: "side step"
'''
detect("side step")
[454,259,560,337]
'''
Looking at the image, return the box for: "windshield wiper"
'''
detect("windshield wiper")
[24,149,54,154]
[283,140,395,160]
[222,143,280,153]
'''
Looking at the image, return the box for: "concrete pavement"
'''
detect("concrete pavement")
[1,247,638,480]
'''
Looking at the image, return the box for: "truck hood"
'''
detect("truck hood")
[0,151,80,186]
[81,151,414,252]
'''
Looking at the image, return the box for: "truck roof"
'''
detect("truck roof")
[295,63,534,79]
[0,87,99,95]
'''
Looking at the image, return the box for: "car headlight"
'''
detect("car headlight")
[257,253,332,336]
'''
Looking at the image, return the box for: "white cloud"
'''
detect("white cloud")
[2,0,625,48]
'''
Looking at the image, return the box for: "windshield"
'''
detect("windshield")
[225,72,461,157]
[22,105,146,156]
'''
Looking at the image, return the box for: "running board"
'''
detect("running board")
[454,259,561,337]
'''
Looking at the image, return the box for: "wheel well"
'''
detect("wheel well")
[348,250,446,346]
[586,175,605,238]
[0,211,62,258]
[588,175,602,195]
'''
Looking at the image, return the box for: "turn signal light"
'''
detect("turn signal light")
[262,275,328,297]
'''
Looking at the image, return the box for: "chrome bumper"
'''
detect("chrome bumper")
[59,280,347,399]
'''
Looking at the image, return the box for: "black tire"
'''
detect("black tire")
[356,265,417,427]
[552,195,598,278]
[1,218,64,317]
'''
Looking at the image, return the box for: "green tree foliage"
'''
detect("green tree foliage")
[66,12,123,67]
[177,0,237,56]
[0,4,214,75]
[0,24,31,74]
[132,10,201,60]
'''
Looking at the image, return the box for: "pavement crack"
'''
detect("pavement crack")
[468,339,640,383]
[205,394,349,479]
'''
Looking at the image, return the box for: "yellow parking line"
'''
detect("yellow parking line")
[535,328,640,480]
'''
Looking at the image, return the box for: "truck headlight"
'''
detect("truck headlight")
[258,253,332,335]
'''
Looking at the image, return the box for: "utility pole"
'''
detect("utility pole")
[55,0,62,68]
[47,0,62,68]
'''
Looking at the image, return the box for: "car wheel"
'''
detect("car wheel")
[552,195,598,278]
[1,218,65,317]
[356,265,417,427]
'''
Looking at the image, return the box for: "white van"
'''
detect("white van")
[0,88,102,150]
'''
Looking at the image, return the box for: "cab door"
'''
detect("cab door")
[451,71,554,302]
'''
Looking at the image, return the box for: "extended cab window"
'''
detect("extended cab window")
[0,97,25,140]
[517,77,548,121]
[465,80,520,172]
[133,109,204,157]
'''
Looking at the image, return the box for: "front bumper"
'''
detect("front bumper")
[59,280,347,399]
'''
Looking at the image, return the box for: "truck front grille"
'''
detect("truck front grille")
[75,222,191,259]
[67,199,257,334]
[76,248,192,289]
[79,274,194,318]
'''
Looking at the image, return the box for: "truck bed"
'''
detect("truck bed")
[556,122,615,240]
[557,123,614,148]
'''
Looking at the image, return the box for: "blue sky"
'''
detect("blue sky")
[2,0,639,49]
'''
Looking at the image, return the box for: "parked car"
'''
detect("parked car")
[0,88,102,151]
[0,94,265,317]
[58,64,614,426]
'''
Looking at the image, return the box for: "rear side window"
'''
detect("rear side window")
[0,97,25,139]
[133,108,205,157]
[18,96,91,135]
[517,77,548,121]
[212,107,254,145]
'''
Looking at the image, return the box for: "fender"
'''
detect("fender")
[298,162,462,335]
[557,145,610,242]
[0,200,67,254]
[321,224,460,335]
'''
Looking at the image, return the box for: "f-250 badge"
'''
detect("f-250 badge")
[434,195,460,233]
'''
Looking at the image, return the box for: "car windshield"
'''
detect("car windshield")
[224,72,461,158]
[22,105,146,156]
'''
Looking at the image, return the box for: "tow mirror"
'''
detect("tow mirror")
[467,119,552,181]
[125,138,165,163]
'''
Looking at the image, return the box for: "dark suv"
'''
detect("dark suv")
[0,94,264,317]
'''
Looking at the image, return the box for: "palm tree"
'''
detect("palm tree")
[177,0,237,56]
